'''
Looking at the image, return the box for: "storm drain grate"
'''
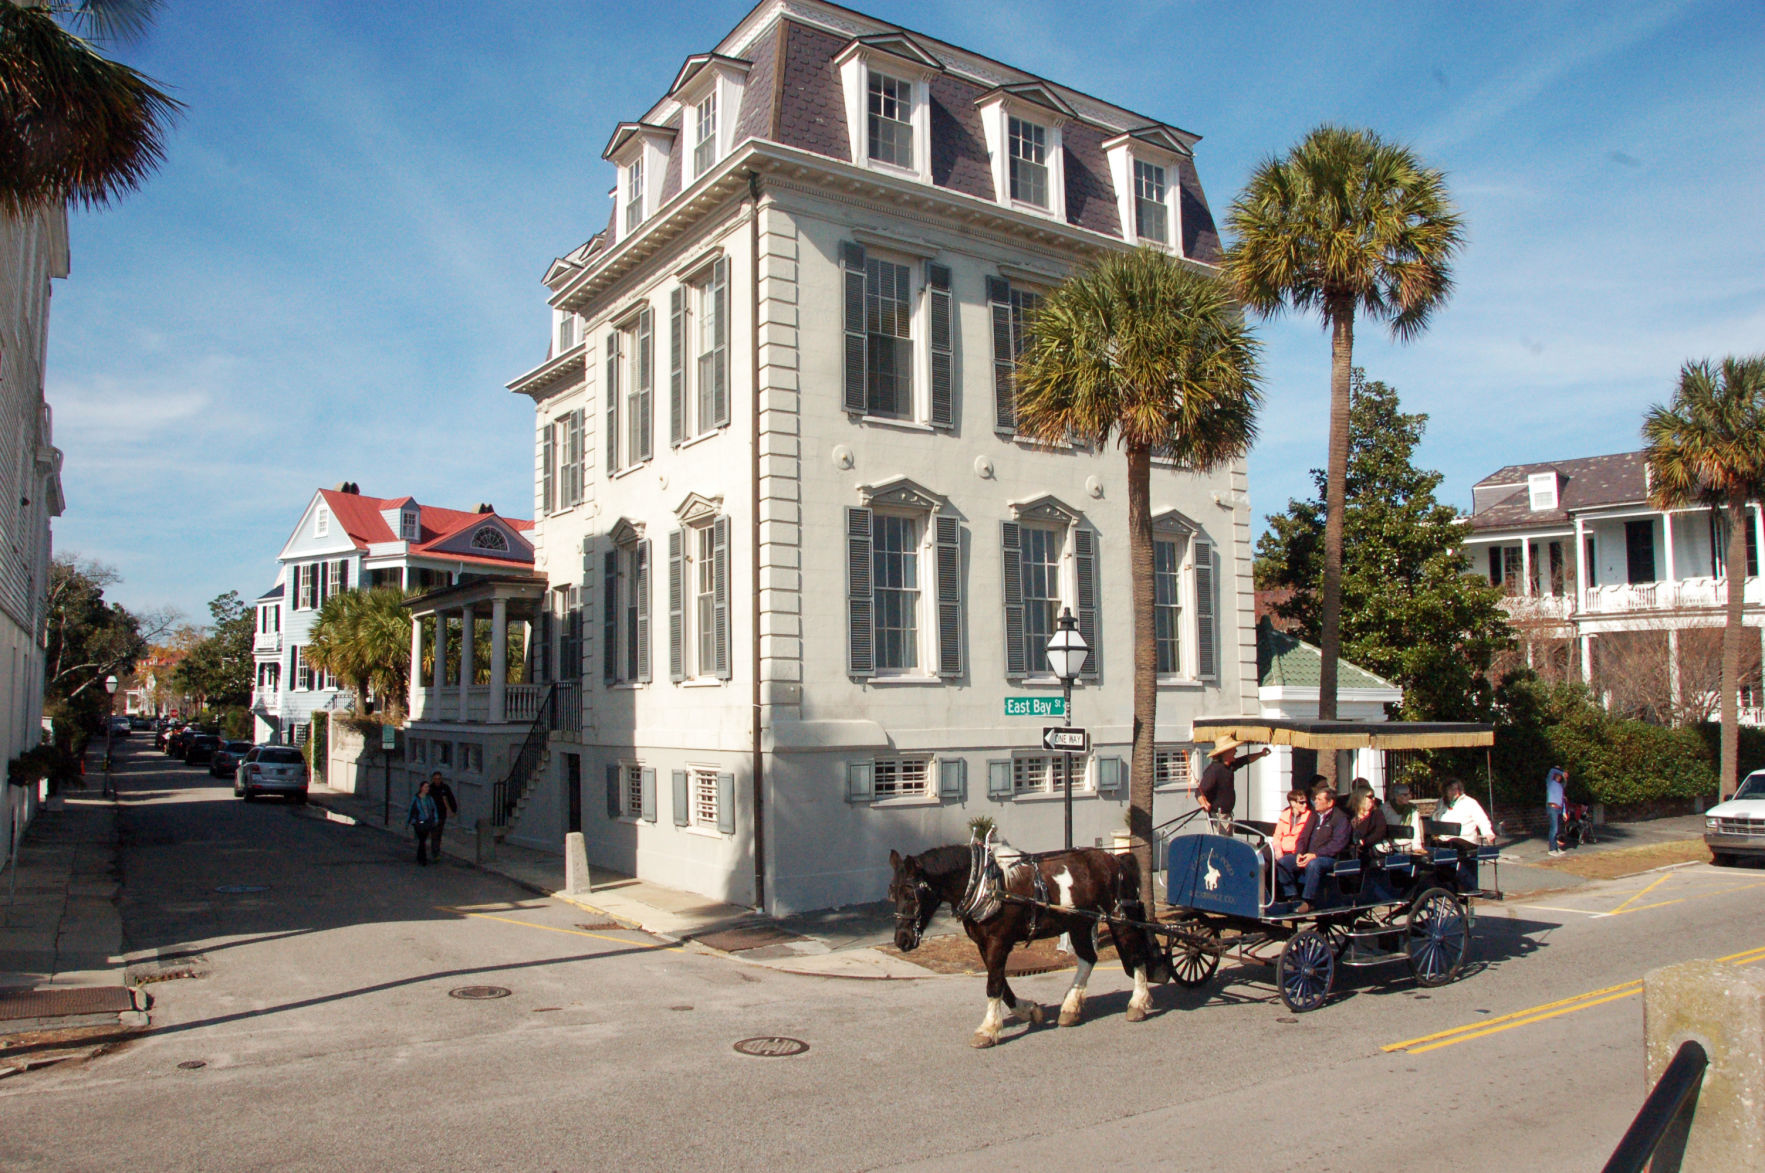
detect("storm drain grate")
[448,986,511,1000]
[733,1036,809,1058]
[575,922,623,932]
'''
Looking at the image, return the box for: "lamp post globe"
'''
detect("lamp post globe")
[1045,608,1089,848]
[102,674,120,797]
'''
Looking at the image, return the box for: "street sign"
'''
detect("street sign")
[1042,726,1090,753]
[381,724,397,750]
[1005,696,1066,718]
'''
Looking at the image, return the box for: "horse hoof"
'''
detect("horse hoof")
[1058,1009,1081,1027]
[1126,1004,1148,1023]
[971,1032,998,1049]
[1023,1003,1045,1026]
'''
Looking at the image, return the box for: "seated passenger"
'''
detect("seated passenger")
[1348,789,1392,899]
[1270,787,1315,895]
[1435,779,1497,847]
[1381,782,1425,852]
[1275,784,1351,913]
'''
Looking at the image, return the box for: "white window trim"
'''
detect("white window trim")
[1010,751,1092,799]
[671,57,748,186]
[856,247,930,424]
[619,760,645,823]
[688,765,723,832]
[1013,520,1077,682]
[867,508,934,679]
[869,755,934,803]
[1107,142,1185,251]
[315,505,329,537]
[1153,530,1191,683]
[977,95,1067,222]
[1152,744,1198,792]
[837,47,935,184]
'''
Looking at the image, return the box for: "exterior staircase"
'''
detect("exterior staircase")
[491,683,571,844]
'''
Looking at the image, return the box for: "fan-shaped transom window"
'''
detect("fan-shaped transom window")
[470,526,508,552]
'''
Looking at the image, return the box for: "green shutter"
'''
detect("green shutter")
[640,767,656,823]
[602,549,618,685]
[1098,756,1125,795]
[605,332,620,474]
[1001,521,1025,676]
[847,507,873,677]
[1195,538,1217,680]
[927,261,953,428]
[846,761,873,803]
[935,514,962,677]
[540,422,554,514]
[938,758,966,801]
[709,257,730,429]
[634,539,651,683]
[672,769,689,826]
[987,759,1012,800]
[712,516,731,680]
[1074,528,1100,681]
[605,763,620,819]
[633,307,653,462]
[987,276,1014,431]
[716,772,735,834]
[669,286,686,446]
[842,241,867,413]
[668,529,685,682]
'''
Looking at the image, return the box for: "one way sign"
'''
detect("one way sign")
[1042,727,1090,753]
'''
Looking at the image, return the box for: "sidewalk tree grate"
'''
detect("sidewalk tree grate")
[448,986,511,1000]
[214,884,269,894]
[733,1036,809,1058]
[0,986,136,1020]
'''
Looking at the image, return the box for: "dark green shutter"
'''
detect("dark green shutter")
[927,261,953,428]
[987,275,1014,431]
[935,514,962,677]
[1001,521,1025,676]
[634,308,653,462]
[602,549,618,685]
[668,529,685,682]
[605,332,620,474]
[1098,756,1125,795]
[1195,538,1218,680]
[939,758,966,801]
[1074,528,1100,681]
[634,539,651,683]
[605,763,620,819]
[987,759,1012,799]
[712,516,731,680]
[540,423,554,514]
[842,241,867,413]
[640,767,656,822]
[709,257,730,428]
[672,769,690,826]
[846,507,873,676]
[716,772,735,834]
[669,286,686,446]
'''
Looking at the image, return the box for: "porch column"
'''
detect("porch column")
[1580,634,1594,684]
[1662,511,1676,586]
[489,597,508,724]
[432,609,447,695]
[1520,539,1534,597]
[1753,504,1764,600]
[1574,516,1589,614]
[409,614,424,714]
[459,604,477,713]
[1668,628,1683,713]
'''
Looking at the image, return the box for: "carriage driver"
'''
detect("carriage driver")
[1197,736,1271,834]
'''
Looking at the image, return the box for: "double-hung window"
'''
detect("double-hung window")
[667,510,730,681]
[603,530,651,686]
[400,510,420,542]
[294,646,312,691]
[1154,534,1185,675]
[693,91,718,176]
[867,73,913,168]
[839,246,954,428]
[606,309,655,473]
[1134,159,1168,244]
[986,277,1042,433]
[1008,117,1049,207]
[668,259,729,445]
[625,159,644,233]
[846,492,963,680]
[863,256,912,418]
[557,313,577,354]
[1001,508,1100,681]
[555,585,582,683]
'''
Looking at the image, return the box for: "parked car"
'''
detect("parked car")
[129,714,150,731]
[107,715,131,738]
[235,746,308,802]
[1706,771,1765,865]
[210,740,254,778]
[183,734,222,766]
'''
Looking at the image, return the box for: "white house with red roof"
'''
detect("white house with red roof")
[251,483,537,745]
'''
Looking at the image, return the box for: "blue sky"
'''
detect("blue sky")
[45,0,1765,623]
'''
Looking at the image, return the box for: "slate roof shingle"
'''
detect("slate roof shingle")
[1467,451,1649,534]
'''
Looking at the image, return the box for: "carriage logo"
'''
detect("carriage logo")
[1203,851,1222,892]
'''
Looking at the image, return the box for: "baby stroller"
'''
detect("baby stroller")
[1560,800,1597,848]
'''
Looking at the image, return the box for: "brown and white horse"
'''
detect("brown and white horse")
[889,844,1161,1048]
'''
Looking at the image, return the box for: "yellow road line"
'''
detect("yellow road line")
[1604,870,1675,916]
[438,906,679,951]
[1384,943,1765,1055]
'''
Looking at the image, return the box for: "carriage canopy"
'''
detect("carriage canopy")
[1190,716,1494,752]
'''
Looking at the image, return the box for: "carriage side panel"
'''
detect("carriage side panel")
[1166,835,1262,918]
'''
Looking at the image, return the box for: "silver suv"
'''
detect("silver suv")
[235,746,308,803]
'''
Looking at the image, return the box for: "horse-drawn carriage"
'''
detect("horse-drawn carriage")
[889,718,1501,1044]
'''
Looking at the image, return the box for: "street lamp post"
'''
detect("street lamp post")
[102,674,120,798]
[1045,608,1090,850]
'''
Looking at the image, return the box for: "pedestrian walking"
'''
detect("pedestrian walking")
[1545,764,1568,857]
[427,770,458,856]
[407,780,439,866]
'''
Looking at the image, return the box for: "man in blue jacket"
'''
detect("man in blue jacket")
[1275,784,1351,913]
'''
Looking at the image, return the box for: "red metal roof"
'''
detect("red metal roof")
[317,490,534,556]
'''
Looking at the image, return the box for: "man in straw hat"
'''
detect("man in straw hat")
[1197,735,1270,834]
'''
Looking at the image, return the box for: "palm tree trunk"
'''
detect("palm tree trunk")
[1317,298,1355,785]
[1721,494,1747,798]
[1126,443,1158,907]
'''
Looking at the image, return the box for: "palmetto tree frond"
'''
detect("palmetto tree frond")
[1643,357,1765,510]
[305,588,416,715]
[0,0,180,213]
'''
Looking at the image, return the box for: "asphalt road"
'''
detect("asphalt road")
[4,739,1762,1172]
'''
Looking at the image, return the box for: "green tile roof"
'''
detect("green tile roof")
[1257,619,1396,692]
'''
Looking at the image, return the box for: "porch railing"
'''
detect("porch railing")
[490,683,578,829]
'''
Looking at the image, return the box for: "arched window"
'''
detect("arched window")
[470,526,508,552]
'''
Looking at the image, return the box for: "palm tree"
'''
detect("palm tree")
[1016,247,1261,903]
[305,588,416,717]
[1643,355,1765,799]
[1224,125,1463,776]
[1,0,180,213]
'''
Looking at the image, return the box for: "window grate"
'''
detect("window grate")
[624,764,644,817]
[1154,747,1192,789]
[874,758,930,799]
[693,768,720,826]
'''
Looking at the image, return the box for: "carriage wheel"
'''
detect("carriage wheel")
[1170,924,1220,988]
[1276,929,1334,1013]
[1406,887,1469,987]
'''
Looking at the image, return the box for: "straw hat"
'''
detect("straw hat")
[1207,735,1243,760]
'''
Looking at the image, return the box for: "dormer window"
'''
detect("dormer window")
[557,312,577,353]
[868,73,914,168]
[693,91,718,176]
[400,510,419,542]
[315,504,330,537]
[1008,117,1048,207]
[470,525,509,552]
[1134,160,1168,244]
[625,158,645,233]
[1528,472,1559,510]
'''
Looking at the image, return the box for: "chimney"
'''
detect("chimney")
[475,503,494,514]
[332,481,360,494]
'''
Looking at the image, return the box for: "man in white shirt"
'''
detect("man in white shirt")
[1436,779,1496,845]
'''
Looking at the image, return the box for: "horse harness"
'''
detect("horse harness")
[956,836,1051,942]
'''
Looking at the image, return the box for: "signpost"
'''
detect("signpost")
[1042,727,1089,753]
[381,724,397,827]
[1004,696,1065,718]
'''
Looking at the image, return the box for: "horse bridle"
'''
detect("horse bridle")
[894,879,937,946]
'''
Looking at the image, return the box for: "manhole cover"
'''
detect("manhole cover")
[669,1005,693,1012]
[448,986,511,1000]
[733,1036,809,1058]
[213,884,269,894]
[1276,1017,1298,1024]
[177,1060,206,1070]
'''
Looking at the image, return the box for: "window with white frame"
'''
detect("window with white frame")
[1008,116,1049,207]
[605,310,655,473]
[1018,525,1061,673]
[693,91,718,176]
[326,560,345,600]
[315,504,329,537]
[692,767,720,826]
[1134,159,1168,244]
[668,259,729,445]
[668,509,729,682]
[986,278,1043,433]
[867,72,913,168]
[603,532,650,686]
[871,513,920,671]
[542,410,584,514]
[557,313,577,353]
[1009,752,1089,796]
[294,646,312,691]
[1154,746,1194,789]
[846,490,963,680]
[624,761,644,817]
[555,585,582,683]
[873,757,931,799]
[1154,534,1185,675]
[624,158,644,233]
[862,256,912,418]
[1001,508,1100,681]
[471,526,508,552]
[839,246,955,429]
[400,509,420,542]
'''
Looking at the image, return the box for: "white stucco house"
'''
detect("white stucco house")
[0,205,68,870]
[499,0,1264,914]
[251,484,536,746]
